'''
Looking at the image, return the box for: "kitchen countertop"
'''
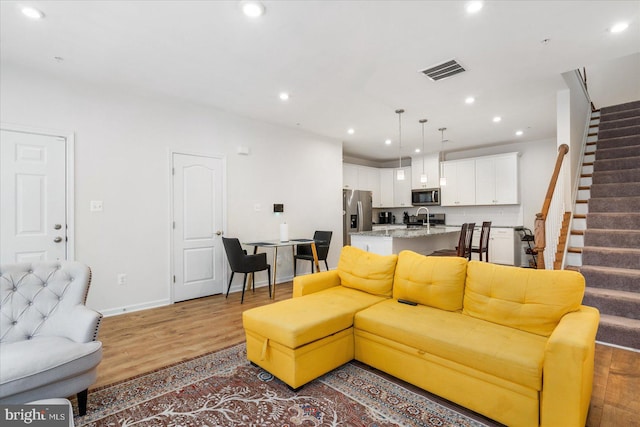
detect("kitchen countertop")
[351,226,460,239]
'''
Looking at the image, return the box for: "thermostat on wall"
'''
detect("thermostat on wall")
[273,204,284,213]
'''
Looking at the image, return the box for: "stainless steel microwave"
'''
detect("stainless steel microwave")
[411,188,440,206]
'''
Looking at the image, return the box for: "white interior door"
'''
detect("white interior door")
[0,130,67,263]
[172,153,224,302]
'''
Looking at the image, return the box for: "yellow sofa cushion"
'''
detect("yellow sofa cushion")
[393,251,468,311]
[243,286,385,349]
[355,299,548,390]
[337,246,398,297]
[463,261,585,337]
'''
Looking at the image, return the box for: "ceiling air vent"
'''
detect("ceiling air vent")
[420,59,466,81]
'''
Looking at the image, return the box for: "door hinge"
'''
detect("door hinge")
[172,167,175,175]
[173,221,176,229]
[173,275,176,283]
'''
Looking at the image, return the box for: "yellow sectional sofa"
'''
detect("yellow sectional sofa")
[242,246,600,427]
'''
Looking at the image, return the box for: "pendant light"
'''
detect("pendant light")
[396,109,405,181]
[439,127,447,186]
[419,119,428,184]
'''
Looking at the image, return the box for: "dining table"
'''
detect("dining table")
[243,238,319,299]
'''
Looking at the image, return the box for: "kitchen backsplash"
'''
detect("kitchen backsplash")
[373,204,524,227]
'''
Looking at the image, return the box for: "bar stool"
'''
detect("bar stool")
[431,223,475,260]
[471,221,492,262]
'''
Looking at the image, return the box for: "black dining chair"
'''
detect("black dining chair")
[430,223,475,260]
[222,237,271,304]
[294,230,332,276]
[471,221,492,262]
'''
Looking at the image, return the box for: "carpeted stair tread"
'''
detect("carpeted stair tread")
[584,229,640,248]
[595,144,640,160]
[598,116,640,130]
[598,125,640,140]
[590,183,640,198]
[588,196,640,212]
[599,107,640,122]
[601,100,640,113]
[592,169,640,184]
[583,288,640,320]
[596,134,640,150]
[580,265,640,293]
[582,246,640,270]
[593,155,640,172]
[596,314,640,350]
[587,213,640,230]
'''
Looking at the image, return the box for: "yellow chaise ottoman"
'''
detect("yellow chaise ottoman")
[242,247,397,389]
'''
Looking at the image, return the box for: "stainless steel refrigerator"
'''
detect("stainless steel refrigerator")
[343,189,372,246]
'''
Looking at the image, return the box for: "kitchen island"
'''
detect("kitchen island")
[350,226,460,256]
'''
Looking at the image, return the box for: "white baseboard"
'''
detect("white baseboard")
[101,298,171,317]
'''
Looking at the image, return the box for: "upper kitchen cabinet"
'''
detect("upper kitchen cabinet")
[440,159,476,206]
[411,154,440,189]
[359,166,381,206]
[342,163,412,208]
[378,168,395,207]
[343,163,358,189]
[393,167,412,207]
[475,153,519,205]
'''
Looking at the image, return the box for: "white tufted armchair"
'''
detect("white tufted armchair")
[0,261,103,415]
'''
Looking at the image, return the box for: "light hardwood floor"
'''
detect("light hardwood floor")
[93,283,639,427]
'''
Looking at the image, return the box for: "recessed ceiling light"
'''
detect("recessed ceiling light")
[279,92,289,101]
[515,130,524,136]
[241,1,265,18]
[465,96,475,104]
[493,116,502,123]
[415,148,421,153]
[610,22,629,33]
[385,139,392,145]
[347,128,355,135]
[466,1,483,14]
[21,6,45,20]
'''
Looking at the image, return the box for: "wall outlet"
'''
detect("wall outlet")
[90,200,103,212]
[117,273,127,286]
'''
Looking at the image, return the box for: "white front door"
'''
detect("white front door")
[0,130,67,263]
[172,153,224,302]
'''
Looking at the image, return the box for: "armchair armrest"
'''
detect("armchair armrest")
[43,305,103,343]
[293,270,341,297]
[541,305,599,427]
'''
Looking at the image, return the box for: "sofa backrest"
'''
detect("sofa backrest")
[393,251,468,311]
[337,246,397,297]
[0,261,92,343]
[463,261,585,336]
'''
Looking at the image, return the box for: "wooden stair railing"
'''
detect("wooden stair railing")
[534,144,569,269]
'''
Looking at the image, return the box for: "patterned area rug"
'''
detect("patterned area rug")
[75,343,496,426]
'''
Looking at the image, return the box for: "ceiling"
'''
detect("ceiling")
[1,1,639,162]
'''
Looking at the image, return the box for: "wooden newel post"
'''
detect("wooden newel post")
[534,213,546,269]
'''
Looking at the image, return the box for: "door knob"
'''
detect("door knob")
[216,231,223,236]
[54,224,62,230]
[53,236,63,243]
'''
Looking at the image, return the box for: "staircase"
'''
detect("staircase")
[566,100,640,351]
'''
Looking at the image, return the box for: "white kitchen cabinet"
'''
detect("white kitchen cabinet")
[488,228,519,265]
[378,168,394,207]
[411,154,440,189]
[440,159,476,206]
[343,163,358,189]
[350,235,393,255]
[393,166,413,207]
[475,153,519,205]
[358,166,381,206]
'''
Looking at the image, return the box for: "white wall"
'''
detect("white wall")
[0,63,343,314]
